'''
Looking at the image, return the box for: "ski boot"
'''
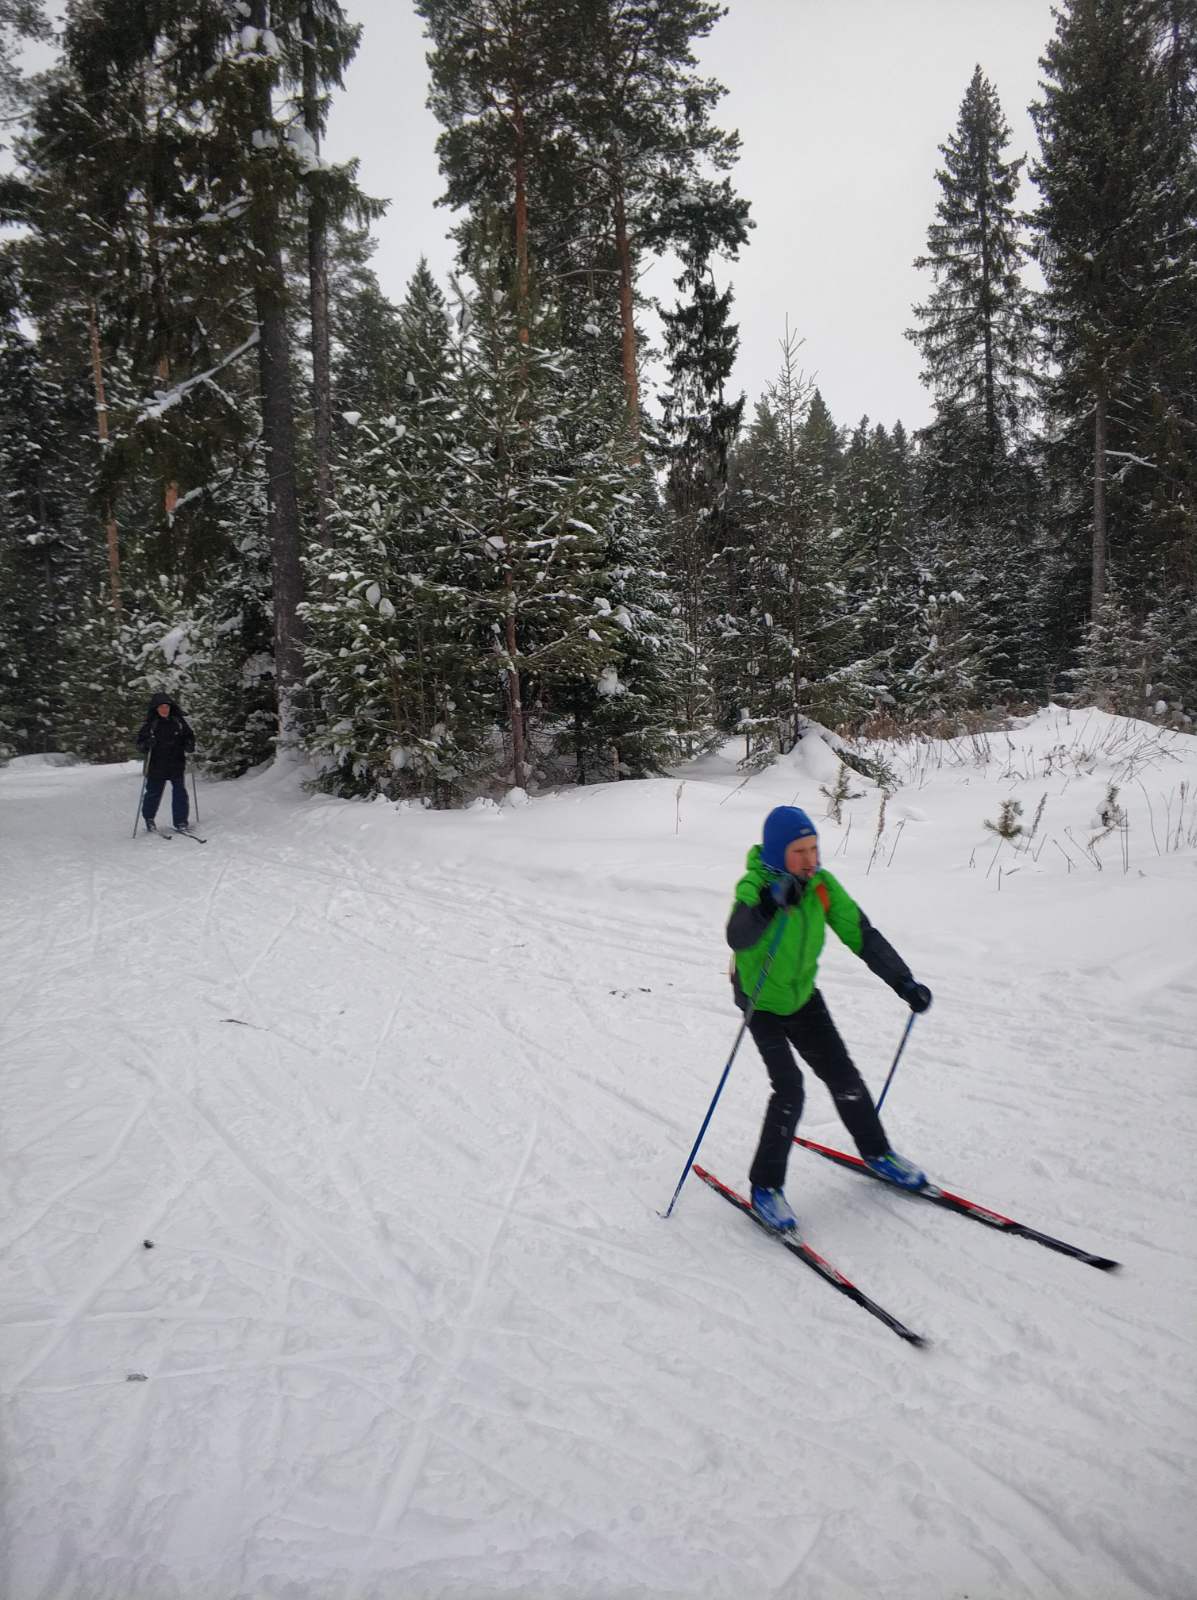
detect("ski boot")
[863,1151,927,1190]
[750,1185,798,1232]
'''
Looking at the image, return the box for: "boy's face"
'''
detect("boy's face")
[784,835,819,878]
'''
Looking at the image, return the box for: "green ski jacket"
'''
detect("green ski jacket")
[727,845,912,1016]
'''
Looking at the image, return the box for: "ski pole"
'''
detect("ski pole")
[132,753,149,838]
[190,764,200,824]
[660,907,791,1219]
[876,1014,916,1113]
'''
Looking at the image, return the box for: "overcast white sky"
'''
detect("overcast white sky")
[323,0,1059,434]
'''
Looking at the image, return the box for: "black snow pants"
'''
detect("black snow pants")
[143,767,189,828]
[744,989,888,1190]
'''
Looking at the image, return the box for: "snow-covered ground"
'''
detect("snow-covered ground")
[2,707,1195,1600]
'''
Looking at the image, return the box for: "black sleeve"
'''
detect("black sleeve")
[135,720,152,752]
[858,911,914,997]
[180,717,196,753]
[726,885,778,951]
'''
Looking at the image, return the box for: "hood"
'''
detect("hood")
[145,694,183,719]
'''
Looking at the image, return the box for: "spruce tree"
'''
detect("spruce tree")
[836,419,921,717]
[908,65,1037,705]
[660,234,745,748]
[909,67,1035,468]
[454,234,621,786]
[551,315,687,781]
[730,330,861,751]
[304,263,482,801]
[1030,0,1197,625]
[16,1,377,747]
[328,226,409,431]
[0,233,107,754]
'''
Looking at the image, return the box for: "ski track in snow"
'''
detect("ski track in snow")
[1,714,1196,1600]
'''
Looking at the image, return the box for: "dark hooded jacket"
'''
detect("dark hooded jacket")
[136,697,196,776]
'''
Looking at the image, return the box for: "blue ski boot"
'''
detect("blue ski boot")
[864,1151,927,1190]
[750,1185,798,1232]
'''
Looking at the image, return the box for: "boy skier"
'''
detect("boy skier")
[727,804,932,1231]
[136,694,196,833]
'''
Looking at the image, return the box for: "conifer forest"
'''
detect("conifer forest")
[1,0,1195,802]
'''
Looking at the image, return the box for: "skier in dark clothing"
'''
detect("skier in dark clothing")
[136,694,196,833]
[727,804,933,1232]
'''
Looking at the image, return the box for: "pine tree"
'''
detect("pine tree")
[417,0,572,347]
[0,1,47,126]
[417,0,749,445]
[567,1,750,441]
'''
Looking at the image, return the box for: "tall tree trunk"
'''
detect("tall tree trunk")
[512,91,531,347]
[255,261,305,740]
[157,356,179,521]
[302,3,333,545]
[144,94,179,527]
[87,298,121,612]
[504,587,526,784]
[977,143,997,467]
[250,2,305,742]
[1092,371,1108,616]
[784,408,802,740]
[611,171,641,452]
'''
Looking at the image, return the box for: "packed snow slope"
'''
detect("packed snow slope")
[2,707,1196,1600]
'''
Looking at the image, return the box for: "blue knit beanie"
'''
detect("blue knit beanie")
[761,805,818,871]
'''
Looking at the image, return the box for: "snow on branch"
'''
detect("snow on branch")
[136,331,260,425]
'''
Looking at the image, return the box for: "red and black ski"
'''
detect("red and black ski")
[793,1136,1120,1272]
[692,1165,927,1347]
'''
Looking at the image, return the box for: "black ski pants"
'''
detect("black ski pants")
[745,989,888,1190]
[143,768,189,828]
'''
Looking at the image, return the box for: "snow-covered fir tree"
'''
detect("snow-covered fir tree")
[660,229,747,751]
[1030,0,1197,639]
[304,262,485,802]
[907,65,1038,705]
[729,330,859,752]
[453,237,625,788]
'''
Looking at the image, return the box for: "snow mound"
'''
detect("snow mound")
[776,726,862,791]
[2,751,84,769]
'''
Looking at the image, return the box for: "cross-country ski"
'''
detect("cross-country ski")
[793,1135,1121,1270]
[693,1165,928,1346]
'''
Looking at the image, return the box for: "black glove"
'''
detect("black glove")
[902,980,932,1014]
[768,873,804,909]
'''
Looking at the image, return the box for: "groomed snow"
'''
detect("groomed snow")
[2,707,1195,1599]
